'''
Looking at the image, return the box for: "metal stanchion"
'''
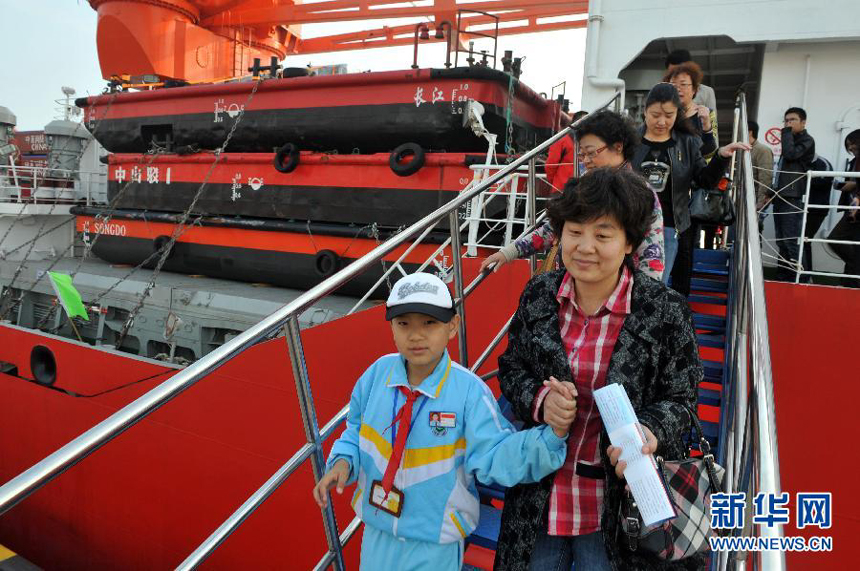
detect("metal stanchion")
[449,211,468,367]
[795,173,813,283]
[527,157,537,272]
[285,316,345,571]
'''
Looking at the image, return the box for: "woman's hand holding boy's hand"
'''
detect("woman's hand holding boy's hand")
[606,424,659,480]
[312,459,350,508]
[542,376,577,438]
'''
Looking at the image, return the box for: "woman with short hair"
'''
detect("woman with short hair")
[493,167,703,570]
[663,60,718,159]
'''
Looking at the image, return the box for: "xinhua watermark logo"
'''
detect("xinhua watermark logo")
[709,492,833,552]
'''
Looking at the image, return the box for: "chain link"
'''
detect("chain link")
[113,78,264,348]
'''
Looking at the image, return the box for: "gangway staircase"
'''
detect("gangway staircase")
[0,93,783,570]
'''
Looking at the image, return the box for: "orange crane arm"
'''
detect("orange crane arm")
[88,0,587,83]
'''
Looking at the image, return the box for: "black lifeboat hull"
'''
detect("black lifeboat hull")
[102,151,506,229]
[76,68,562,155]
[71,208,496,297]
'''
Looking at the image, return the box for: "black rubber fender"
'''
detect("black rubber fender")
[30,345,57,386]
[389,143,426,177]
[314,249,341,277]
[283,67,310,78]
[274,143,301,173]
[153,235,175,260]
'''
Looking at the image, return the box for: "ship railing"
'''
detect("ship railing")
[793,170,860,284]
[463,165,553,260]
[0,90,623,570]
[716,93,785,571]
[344,164,549,316]
[0,163,106,206]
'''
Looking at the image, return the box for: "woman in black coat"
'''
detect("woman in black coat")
[630,83,748,296]
[494,167,705,571]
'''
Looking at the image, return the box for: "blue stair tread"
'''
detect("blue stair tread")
[477,482,506,502]
[693,266,730,277]
[690,278,729,293]
[702,361,724,381]
[469,503,502,550]
[688,294,727,306]
[698,388,720,406]
[693,314,726,330]
[700,420,719,440]
[693,249,730,265]
[697,333,726,348]
[694,260,730,270]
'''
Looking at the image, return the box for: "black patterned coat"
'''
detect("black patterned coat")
[493,269,704,571]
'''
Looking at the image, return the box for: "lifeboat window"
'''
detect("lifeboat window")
[30,345,57,386]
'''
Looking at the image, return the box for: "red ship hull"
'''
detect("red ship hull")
[0,260,530,569]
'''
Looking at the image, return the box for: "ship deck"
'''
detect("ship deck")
[0,254,374,331]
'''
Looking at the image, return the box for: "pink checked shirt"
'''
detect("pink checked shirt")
[532,267,632,536]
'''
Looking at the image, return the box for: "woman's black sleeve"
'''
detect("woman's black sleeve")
[497,283,545,425]
[637,295,702,457]
[692,145,729,190]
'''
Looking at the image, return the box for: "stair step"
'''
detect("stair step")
[697,333,726,348]
[693,314,726,332]
[702,359,723,379]
[477,482,506,502]
[693,266,730,277]
[701,421,719,441]
[699,387,721,406]
[469,503,503,550]
[693,248,731,265]
[701,381,722,392]
[689,294,727,306]
[690,278,729,293]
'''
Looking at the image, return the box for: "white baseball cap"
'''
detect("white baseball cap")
[385,272,456,323]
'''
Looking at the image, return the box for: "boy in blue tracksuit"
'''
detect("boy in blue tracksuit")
[313,272,571,570]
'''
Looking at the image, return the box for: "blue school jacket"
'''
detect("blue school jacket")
[327,350,566,544]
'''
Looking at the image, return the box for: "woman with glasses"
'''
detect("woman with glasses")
[664,60,718,159]
[480,110,666,280]
[630,83,748,295]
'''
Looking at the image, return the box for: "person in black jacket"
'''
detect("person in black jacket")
[774,107,816,281]
[629,83,748,296]
[828,130,860,287]
[493,167,704,571]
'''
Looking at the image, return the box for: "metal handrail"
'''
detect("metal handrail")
[795,170,860,283]
[0,89,620,568]
[717,93,784,571]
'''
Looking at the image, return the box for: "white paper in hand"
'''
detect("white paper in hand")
[594,384,677,526]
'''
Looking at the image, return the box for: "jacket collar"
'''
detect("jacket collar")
[386,349,452,399]
[555,266,632,317]
[526,270,661,346]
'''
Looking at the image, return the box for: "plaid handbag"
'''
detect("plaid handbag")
[619,406,725,561]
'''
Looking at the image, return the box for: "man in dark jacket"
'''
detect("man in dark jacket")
[774,107,815,281]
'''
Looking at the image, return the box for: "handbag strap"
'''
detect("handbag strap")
[680,404,723,494]
[619,490,642,551]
